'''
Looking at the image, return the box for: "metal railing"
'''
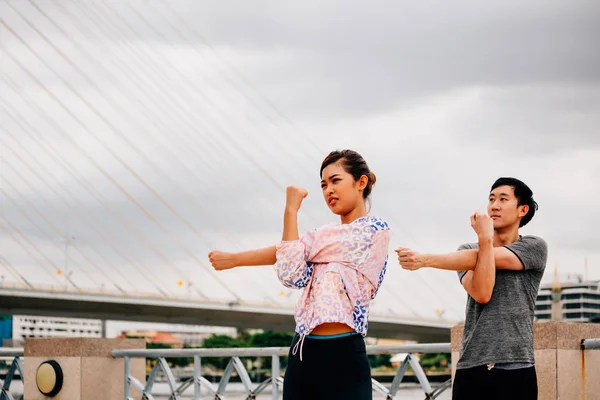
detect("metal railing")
[0,348,24,400]
[4,338,600,399]
[112,343,452,400]
[581,338,600,350]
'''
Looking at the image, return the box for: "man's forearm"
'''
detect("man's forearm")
[470,237,495,303]
[234,246,277,267]
[421,247,517,271]
[421,250,479,271]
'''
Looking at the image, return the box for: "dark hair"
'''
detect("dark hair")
[491,177,538,227]
[319,149,376,199]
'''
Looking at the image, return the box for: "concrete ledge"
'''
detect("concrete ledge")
[24,338,145,400]
[24,338,146,357]
[451,322,600,400]
[452,321,600,351]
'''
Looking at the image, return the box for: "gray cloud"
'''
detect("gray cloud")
[144,0,600,118]
[5,0,599,120]
[1,0,599,324]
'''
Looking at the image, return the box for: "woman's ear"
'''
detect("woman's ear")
[358,175,369,191]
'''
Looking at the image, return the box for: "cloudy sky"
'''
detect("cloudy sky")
[1,0,599,328]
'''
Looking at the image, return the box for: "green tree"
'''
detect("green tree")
[368,354,392,369]
[201,334,247,369]
[237,328,253,343]
[249,330,294,369]
[419,353,450,370]
[249,331,294,347]
[145,342,191,368]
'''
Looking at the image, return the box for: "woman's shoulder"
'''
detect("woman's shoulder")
[354,215,390,231]
[306,216,390,236]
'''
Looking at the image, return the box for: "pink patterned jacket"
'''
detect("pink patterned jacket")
[275,215,391,337]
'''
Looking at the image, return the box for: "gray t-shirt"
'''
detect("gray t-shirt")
[456,235,548,370]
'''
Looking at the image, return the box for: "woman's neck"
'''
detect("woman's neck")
[341,202,367,224]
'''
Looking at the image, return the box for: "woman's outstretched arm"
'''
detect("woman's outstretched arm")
[208,246,277,271]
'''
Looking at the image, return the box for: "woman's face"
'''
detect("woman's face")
[320,162,366,216]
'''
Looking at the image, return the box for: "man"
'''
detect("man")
[397,177,547,400]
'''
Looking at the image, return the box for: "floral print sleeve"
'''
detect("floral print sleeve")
[362,220,391,299]
[274,232,316,289]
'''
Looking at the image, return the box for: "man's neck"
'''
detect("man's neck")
[493,225,520,247]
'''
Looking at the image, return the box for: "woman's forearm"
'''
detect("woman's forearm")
[282,209,300,241]
[233,246,277,267]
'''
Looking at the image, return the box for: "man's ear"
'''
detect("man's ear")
[518,204,529,218]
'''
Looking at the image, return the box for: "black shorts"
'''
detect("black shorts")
[283,333,372,400]
[453,364,538,400]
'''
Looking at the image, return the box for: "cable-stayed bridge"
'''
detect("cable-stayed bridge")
[0,1,467,342]
[0,283,455,341]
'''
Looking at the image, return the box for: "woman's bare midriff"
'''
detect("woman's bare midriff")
[310,322,355,336]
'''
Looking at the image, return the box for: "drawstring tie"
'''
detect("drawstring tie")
[292,334,306,361]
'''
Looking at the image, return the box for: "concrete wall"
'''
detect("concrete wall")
[24,338,145,400]
[451,322,600,400]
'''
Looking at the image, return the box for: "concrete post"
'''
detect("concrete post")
[451,322,600,400]
[24,338,145,400]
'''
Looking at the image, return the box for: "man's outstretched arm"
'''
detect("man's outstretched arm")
[396,246,524,272]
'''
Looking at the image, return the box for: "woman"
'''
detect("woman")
[208,149,391,399]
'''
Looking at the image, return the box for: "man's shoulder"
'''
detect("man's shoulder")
[517,235,547,245]
[508,235,548,253]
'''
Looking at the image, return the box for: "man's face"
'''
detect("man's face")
[487,185,528,230]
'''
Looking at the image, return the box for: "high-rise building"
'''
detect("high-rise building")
[536,276,600,322]
[2,315,104,346]
[12,315,103,341]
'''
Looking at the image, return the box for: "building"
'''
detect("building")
[2,315,103,346]
[535,276,600,323]
[118,325,237,347]
[0,316,12,345]
[1,313,241,348]
[169,325,237,347]
[118,330,183,347]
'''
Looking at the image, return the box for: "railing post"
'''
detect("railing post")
[0,351,24,400]
[272,354,280,400]
[407,354,433,395]
[124,356,131,400]
[194,355,201,400]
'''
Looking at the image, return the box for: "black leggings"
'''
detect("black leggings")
[282,333,372,400]
[452,365,538,400]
